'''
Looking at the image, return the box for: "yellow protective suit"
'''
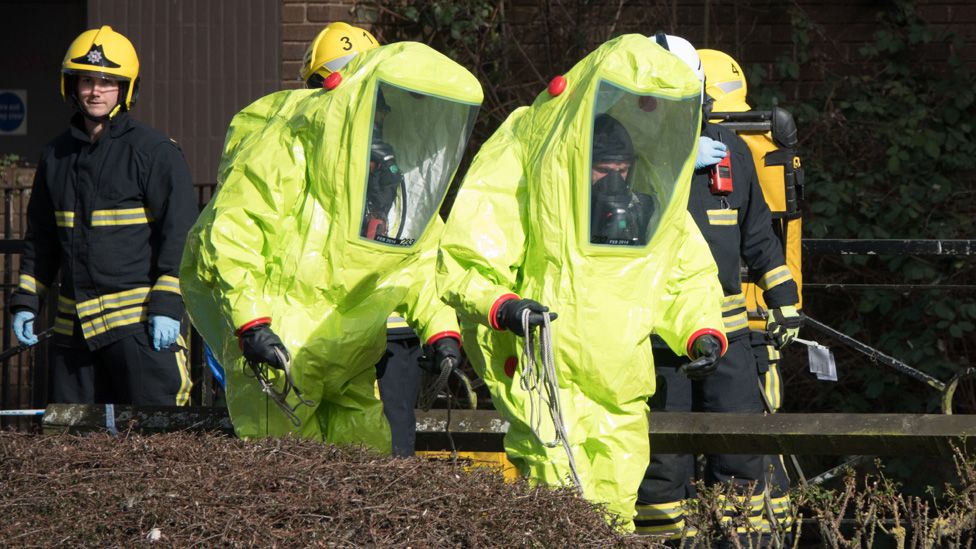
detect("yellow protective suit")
[180,42,482,450]
[436,34,727,529]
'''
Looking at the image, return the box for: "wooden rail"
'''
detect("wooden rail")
[40,405,976,456]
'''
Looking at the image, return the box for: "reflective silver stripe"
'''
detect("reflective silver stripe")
[153,275,181,295]
[91,207,152,226]
[18,273,44,294]
[706,209,737,226]
[55,211,75,228]
[54,316,74,335]
[716,80,744,94]
[322,52,358,73]
[721,293,746,312]
[57,295,76,315]
[722,311,749,332]
[81,305,148,339]
[77,287,151,318]
[387,315,409,329]
[759,265,793,290]
[635,502,684,520]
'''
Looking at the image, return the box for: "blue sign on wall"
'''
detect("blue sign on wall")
[0,90,27,135]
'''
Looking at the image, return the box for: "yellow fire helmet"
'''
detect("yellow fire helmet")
[300,22,379,88]
[698,48,749,112]
[61,25,140,114]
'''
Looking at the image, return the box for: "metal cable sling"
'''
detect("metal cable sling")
[244,347,315,428]
[517,309,583,494]
[416,355,454,412]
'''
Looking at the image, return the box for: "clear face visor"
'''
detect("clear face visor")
[589,80,701,246]
[360,82,479,247]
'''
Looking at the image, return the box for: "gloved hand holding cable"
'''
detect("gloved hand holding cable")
[237,319,312,427]
[680,333,723,380]
[494,298,558,336]
[765,305,802,349]
[238,321,291,370]
[417,336,463,411]
[432,337,461,369]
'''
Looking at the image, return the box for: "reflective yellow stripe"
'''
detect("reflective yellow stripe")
[54,316,74,336]
[758,265,793,290]
[707,209,738,226]
[91,207,152,226]
[57,295,76,315]
[718,493,765,507]
[55,211,75,228]
[723,311,749,332]
[769,495,791,513]
[387,315,409,329]
[76,287,151,318]
[80,305,148,338]
[153,275,181,295]
[765,362,782,411]
[720,514,766,532]
[18,273,45,294]
[635,502,685,520]
[634,520,687,536]
[721,293,746,313]
[175,334,191,406]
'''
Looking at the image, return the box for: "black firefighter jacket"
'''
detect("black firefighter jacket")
[10,112,198,350]
[687,122,799,343]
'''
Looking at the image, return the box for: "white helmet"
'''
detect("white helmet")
[652,33,704,83]
[652,33,705,106]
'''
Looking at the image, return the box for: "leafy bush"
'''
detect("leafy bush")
[749,0,976,415]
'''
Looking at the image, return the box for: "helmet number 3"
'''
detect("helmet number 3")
[341,36,353,50]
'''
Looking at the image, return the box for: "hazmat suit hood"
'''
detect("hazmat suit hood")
[514,35,702,251]
[437,34,723,529]
[181,42,481,443]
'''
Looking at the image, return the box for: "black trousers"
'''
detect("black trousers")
[376,337,423,457]
[639,337,765,505]
[49,328,190,406]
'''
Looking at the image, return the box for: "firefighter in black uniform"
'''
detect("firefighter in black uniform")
[9,26,198,405]
[635,37,800,541]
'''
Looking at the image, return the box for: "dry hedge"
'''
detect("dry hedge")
[0,431,658,548]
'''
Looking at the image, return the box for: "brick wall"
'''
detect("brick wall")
[280,0,976,96]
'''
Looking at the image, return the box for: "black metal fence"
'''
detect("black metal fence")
[0,169,219,428]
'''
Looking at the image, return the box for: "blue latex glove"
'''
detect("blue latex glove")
[149,315,181,351]
[695,136,728,169]
[12,310,38,346]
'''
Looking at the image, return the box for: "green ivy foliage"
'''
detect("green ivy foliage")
[751,0,976,414]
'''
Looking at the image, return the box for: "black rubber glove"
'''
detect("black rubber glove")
[495,298,558,337]
[680,334,722,380]
[433,337,462,370]
[239,324,290,371]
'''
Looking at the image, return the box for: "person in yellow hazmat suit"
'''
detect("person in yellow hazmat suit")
[179,41,481,451]
[436,34,728,529]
